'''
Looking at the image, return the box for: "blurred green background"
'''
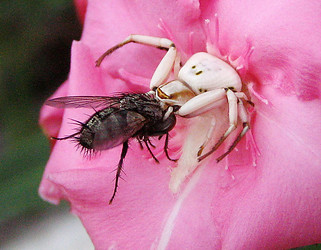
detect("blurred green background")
[0,0,81,242]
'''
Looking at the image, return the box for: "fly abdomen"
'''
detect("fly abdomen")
[79,109,147,151]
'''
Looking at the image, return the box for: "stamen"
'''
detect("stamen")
[204,14,223,57]
[158,18,186,59]
[246,129,261,167]
[188,31,194,55]
[248,82,270,105]
[158,18,175,44]
[229,39,255,74]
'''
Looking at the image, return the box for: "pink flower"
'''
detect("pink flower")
[39,0,321,249]
[73,0,87,24]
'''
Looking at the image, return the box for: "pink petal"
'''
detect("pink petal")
[73,0,87,24]
[210,86,321,248]
[39,0,321,249]
[39,80,68,139]
[200,0,321,100]
[39,41,108,203]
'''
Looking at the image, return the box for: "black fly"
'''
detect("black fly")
[45,92,176,204]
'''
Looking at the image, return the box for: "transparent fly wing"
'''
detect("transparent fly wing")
[45,96,122,109]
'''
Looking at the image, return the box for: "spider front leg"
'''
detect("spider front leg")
[95,34,179,89]
[176,88,227,155]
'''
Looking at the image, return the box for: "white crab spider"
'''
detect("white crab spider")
[96,34,251,162]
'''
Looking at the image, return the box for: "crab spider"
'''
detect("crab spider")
[96,34,251,162]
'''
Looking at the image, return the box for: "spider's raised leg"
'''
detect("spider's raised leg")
[96,35,175,65]
[95,35,179,90]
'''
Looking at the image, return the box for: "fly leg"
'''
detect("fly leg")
[144,138,160,163]
[137,138,144,150]
[109,141,129,204]
[164,133,177,162]
[146,138,156,148]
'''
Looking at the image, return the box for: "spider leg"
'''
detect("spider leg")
[150,44,177,89]
[96,35,175,66]
[177,88,226,117]
[197,116,216,157]
[95,35,179,90]
[235,92,254,106]
[109,141,129,204]
[198,89,238,161]
[216,99,249,162]
[173,51,181,78]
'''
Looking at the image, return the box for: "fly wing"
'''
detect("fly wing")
[92,110,148,150]
[45,96,123,109]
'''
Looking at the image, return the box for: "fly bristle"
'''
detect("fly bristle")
[73,137,97,160]
[52,128,97,159]
[51,131,81,141]
[68,118,89,129]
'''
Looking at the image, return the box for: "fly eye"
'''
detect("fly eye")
[172,105,180,112]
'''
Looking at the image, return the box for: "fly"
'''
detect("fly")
[46,92,176,204]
